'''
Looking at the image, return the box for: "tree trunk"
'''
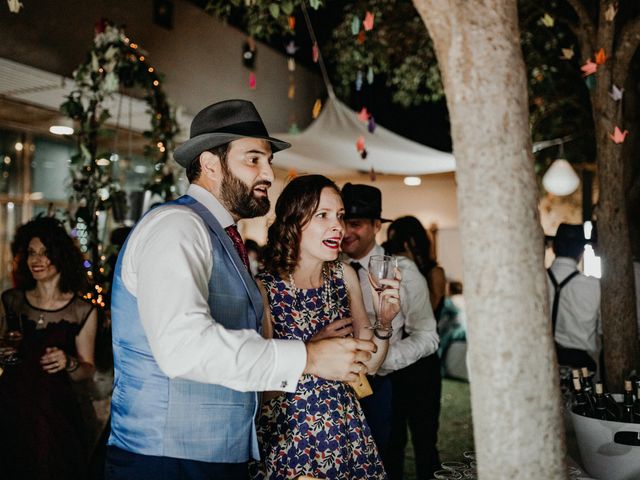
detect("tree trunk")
[413,1,567,478]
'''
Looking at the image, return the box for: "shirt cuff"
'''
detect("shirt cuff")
[270,339,307,392]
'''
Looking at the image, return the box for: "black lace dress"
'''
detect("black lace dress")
[0,288,95,480]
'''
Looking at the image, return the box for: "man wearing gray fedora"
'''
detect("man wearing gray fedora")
[105,99,376,479]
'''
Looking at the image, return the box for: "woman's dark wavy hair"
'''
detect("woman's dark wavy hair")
[14,217,88,293]
[386,216,437,277]
[262,175,340,276]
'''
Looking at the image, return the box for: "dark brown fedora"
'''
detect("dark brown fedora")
[341,183,391,222]
[173,99,291,167]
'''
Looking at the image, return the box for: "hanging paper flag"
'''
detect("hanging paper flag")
[309,0,321,9]
[243,40,257,69]
[357,107,369,122]
[581,59,597,76]
[369,167,376,181]
[288,16,296,30]
[356,135,366,152]
[541,13,554,27]
[368,116,376,133]
[595,48,606,65]
[285,40,298,56]
[609,84,624,101]
[351,16,361,35]
[288,83,295,99]
[610,126,629,144]
[7,0,23,13]
[312,99,322,119]
[584,75,596,90]
[288,57,296,72]
[605,3,617,22]
[288,122,300,134]
[366,66,374,84]
[249,72,256,89]
[363,11,375,31]
[560,46,574,60]
[355,71,363,91]
[287,169,298,179]
[357,30,366,44]
[312,42,319,63]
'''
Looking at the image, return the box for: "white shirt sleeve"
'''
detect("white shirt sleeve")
[121,206,306,392]
[378,257,439,374]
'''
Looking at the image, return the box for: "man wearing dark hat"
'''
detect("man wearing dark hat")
[106,100,375,479]
[547,223,601,371]
[340,183,439,479]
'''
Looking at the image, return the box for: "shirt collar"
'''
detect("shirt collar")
[553,256,579,268]
[186,184,235,229]
[347,244,384,271]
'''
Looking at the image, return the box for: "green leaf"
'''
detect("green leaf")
[309,0,321,9]
[269,3,280,19]
[282,1,294,15]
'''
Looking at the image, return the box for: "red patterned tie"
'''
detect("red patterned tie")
[225,225,250,271]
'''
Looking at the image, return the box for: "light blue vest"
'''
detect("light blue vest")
[108,195,263,462]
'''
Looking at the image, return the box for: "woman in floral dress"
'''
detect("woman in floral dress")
[250,175,400,479]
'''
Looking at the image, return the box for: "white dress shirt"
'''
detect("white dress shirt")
[120,184,306,392]
[547,257,601,354]
[346,244,439,376]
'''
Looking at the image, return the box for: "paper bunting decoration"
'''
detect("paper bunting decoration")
[369,167,376,181]
[288,122,300,134]
[357,30,366,44]
[609,84,624,101]
[312,99,322,119]
[595,48,606,65]
[357,107,370,122]
[287,169,298,179]
[309,0,321,9]
[560,46,575,60]
[541,13,555,27]
[351,16,361,35]
[356,135,365,152]
[249,72,256,89]
[367,66,374,84]
[285,41,298,56]
[610,126,629,144]
[584,75,596,90]
[355,71,363,91]
[287,57,296,72]
[7,0,23,13]
[581,60,597,76]
[312,42,319,63]
[242,40,257,69]
[368,116,376,133]
[605,3,617,22]
[288,16,296,30]
[288,83,295,99]
[363,12,375,31]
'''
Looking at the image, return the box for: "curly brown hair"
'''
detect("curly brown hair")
[262,175,340,276]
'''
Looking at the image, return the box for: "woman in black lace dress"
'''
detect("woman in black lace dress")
[0,217,97,480]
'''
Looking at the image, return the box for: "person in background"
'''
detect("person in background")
[547,223,600,372]
[244,238,263,276]
[437,281,469,380]
[383,214,444,479]
[0,216,98,480]
[341,186,439,480]
[251,175,400,479]
[105,100,376,480]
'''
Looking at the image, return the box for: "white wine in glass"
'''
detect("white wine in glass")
[367,255,397,330]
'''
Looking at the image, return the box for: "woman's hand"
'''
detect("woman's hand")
[310,318,354,341]
[40,347,68,374]
[371,269,402,327]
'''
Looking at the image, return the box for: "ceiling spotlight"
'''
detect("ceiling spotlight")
[403,176,422,186]
[49,118,75,135]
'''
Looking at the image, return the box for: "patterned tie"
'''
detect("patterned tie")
[225,225,250,271]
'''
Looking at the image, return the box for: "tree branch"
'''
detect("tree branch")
[613,15,640,85]
[566,0,596,54]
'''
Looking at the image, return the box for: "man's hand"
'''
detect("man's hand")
[304,337,376,382]
[310,318,354,342]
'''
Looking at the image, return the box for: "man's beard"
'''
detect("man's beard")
[220,167,271,219]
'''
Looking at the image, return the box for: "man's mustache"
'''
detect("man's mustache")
[252,180,272,189]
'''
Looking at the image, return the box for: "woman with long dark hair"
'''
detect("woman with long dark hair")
[251,175,400,479]
[0,216,97,480]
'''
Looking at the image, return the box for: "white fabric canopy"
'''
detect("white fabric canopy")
[273,96,455,176]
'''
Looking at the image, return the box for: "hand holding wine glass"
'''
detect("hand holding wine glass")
[367,255,401,331]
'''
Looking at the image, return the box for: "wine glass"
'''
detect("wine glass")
[1,330,23,365]
[366,255,397,330]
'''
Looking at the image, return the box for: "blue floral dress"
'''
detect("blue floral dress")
[250,262,387,479]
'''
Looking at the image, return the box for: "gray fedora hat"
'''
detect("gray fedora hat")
[173,99,291,167]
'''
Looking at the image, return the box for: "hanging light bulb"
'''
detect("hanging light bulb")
[542,143,580,196]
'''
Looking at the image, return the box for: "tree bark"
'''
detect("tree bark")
[413,1,567,478]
